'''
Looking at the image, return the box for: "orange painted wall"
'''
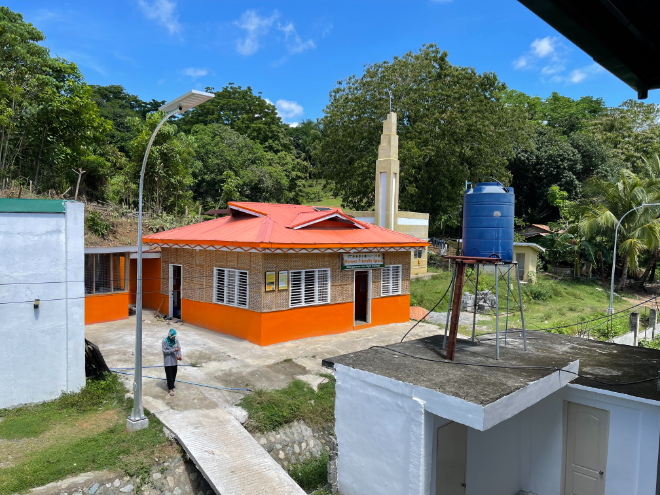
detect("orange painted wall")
[182,298,264,344]
[181,294,410,346]
[85,293,130,325]
[129,258,167,312]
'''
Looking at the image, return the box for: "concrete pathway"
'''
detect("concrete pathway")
[157,409,305,495]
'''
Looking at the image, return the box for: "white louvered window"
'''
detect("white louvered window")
[214,268,249,308]
[289,268,331,308]
[381,265,402,296]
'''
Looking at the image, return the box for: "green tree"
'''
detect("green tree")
[316,44,530,235]
[125,112,196,214]
[0,7,108,194]
[589,100,660,173]
[191,123,309,208]
[286,119,322,168]
[509,127,617,221]
[178,84,292,154]
[89,84,163,154]
[582,170,660,290]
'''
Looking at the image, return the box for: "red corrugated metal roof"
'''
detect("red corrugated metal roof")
[143,202,427,249]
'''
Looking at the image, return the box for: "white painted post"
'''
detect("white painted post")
[630,312,640,346]
[650,308,657,339]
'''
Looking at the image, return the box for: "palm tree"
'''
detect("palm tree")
[582,169,660,291]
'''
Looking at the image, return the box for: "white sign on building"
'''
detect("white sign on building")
[341,253,385,270]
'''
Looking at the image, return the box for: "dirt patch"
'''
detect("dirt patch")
[75,409,119,431]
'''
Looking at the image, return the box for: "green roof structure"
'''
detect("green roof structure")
[0,198,68,213]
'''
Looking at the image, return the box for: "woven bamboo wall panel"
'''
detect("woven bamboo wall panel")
[204,286,213,304]
[226,251,237,269]
[263,291,275,311]
[249,290,262,311]
[249,272,263,291]
[250,253,264,272]
[214,250,226,267]
[276,290,289,311]
[160,248,170,295]
[264,254,277,272]
[373,281,382,297]
[237,252,250,271]
[402,279,410,294]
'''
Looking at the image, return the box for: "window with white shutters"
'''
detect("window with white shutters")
[289,268,331,308]
[381,265,402,296]
[214,268,249,308]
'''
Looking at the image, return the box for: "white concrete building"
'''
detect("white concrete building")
[0,198,85,409]
[324,332,660,495]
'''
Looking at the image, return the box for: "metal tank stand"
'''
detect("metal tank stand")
[443,256,527,361]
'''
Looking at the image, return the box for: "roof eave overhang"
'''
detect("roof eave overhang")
[517,0,660,97]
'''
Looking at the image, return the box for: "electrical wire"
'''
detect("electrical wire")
[401,282,452,342]
[111,370,252,392]
[371,345,659,387]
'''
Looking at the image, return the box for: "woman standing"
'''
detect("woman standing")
[162,328,182,396]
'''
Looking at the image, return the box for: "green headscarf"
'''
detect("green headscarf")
[165,328,177,348]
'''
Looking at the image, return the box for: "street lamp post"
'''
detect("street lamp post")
[127,90,214,432]
[607,203,660,316]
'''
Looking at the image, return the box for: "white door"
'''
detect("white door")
[563,402,609,495]
[435,422,467,495]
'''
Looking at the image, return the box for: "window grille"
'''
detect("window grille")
[84,253,129,295]
[413,249,424,259]
[289,268,331,308]
[214,268,249,308]
[381,265,402,296]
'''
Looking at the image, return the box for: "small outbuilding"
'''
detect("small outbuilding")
[324,332,660,495]
[0,198,86,408]
[142,201,427,346]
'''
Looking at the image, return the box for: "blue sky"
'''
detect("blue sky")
[12,0,660,125]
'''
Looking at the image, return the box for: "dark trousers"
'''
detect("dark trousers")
[165,365,178,390]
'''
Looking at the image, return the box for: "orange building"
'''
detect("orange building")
[143,202,428,346]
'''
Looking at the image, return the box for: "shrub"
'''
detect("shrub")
[86,211,113,238]
[289,453,329,492]
[524,283,552,301]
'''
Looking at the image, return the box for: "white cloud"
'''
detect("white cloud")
[59,51,107,76]
[278,22,315,54]
[234,9,279,56]
[275,99,303,120]
[288,122,300,128]
[540,63,565,76]
[138,0,181,35]
[181,67,208,79]
[531,36,556,58]
[513,56,528,70]
[569,69,587,84]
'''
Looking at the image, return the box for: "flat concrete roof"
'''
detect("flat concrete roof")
[323,331,660,405]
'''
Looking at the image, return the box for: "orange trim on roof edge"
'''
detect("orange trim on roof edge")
[142,238,428,249]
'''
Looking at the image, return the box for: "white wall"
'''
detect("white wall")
[524,385,660,495]
[0,202,85,408]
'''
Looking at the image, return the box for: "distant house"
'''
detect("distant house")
[0,198,85,408]
[324,332,660,495]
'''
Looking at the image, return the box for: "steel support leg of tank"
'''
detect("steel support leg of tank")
[495,263,500,360]
[471,263,480,342]
[446,261,466,361]
[443,265,458,350]
[515,261,527,350]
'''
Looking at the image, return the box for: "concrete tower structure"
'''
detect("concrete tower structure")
[346,113,430,276]
[374,113,399,230]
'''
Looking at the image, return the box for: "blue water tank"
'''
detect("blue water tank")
[462,182,514,262]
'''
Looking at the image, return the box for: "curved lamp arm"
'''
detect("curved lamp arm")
[608,203,660,314]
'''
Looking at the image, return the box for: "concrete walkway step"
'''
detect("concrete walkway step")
[156,409,306,495]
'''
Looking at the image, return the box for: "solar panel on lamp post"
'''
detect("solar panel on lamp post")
[127,90,214,433]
